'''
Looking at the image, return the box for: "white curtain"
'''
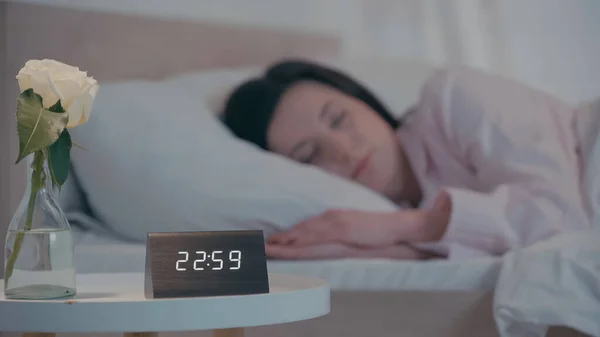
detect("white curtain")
[349,0,600,103]
[334,0,504,69]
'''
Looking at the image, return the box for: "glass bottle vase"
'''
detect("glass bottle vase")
[4,151,76,299]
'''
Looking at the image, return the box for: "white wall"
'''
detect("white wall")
[496,0,600,104]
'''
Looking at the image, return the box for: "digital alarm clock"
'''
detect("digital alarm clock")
[144,230,270,298]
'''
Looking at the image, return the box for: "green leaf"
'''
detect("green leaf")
[15,89,68,163]
[48,99,66,113]
[47,129,72,188]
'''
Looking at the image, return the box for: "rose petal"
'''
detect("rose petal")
[24,59,43,70]
[16,72,33,93]
[46,71,66,103]
[66,82,97,128]
[53,78,82,108]
[66,97,84,128]
[41,59,78,72]
[29,71,60,108]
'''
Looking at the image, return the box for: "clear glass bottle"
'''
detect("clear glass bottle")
[4,152,76,299]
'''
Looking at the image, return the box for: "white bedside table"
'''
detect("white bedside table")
[0,272,330,337]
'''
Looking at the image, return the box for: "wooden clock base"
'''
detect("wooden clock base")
[23,328,245,337]
[213,328,245,337]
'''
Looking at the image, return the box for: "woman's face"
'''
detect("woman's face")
[267,81,405,199]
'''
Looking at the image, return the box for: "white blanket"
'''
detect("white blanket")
[494,228,600,337]
[494,99,600,337]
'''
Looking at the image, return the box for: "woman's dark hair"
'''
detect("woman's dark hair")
[221,59,399,150]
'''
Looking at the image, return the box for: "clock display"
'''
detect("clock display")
[144,230,269,298]
[175,250,242,271]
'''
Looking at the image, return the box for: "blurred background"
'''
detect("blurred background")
[1,0,600,278]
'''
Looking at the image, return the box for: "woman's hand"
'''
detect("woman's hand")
[268,191,452,248]
[266,242,438,260]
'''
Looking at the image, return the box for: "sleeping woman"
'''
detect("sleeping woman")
[221,60,598,260]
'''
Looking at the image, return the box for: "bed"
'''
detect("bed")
[5,2,593,337]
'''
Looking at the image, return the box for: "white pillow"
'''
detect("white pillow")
[63,57,436,241]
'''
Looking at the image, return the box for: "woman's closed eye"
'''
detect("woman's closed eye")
[330,110,346,129]
[300,110,347,163]
[292,141,320,164]
[301,146,320,164]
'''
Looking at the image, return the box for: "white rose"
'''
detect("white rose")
[16,59,99,128]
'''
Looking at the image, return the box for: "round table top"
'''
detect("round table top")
[0,272,330,333]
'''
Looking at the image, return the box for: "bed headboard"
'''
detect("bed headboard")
[4,2,341,82]
[0,1,342,277]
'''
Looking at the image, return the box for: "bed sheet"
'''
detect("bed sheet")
[73,230,502,291]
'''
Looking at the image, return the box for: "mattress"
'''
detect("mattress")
[73,229,502,291]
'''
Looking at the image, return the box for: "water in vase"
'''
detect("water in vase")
[4,228,76,299]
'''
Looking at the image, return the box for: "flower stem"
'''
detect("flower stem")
[5,151,44,283]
